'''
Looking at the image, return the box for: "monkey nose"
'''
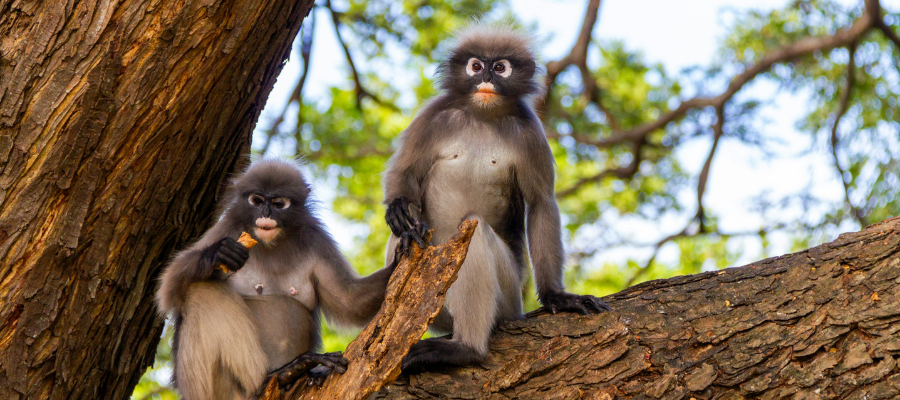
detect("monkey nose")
[482,72,493,83]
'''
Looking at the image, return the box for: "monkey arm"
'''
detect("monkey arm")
[525,189,612,314]
[525,195,566,298]
[518,119,610,314]
[311,249,395,329]
[382,106,446,209]
[156,222,243,315]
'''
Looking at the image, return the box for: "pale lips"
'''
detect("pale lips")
[254,217,280,242]
[475,82,497,94]
[473,83,498,103]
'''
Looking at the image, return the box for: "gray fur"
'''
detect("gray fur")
[384,24,607,371]
[157,159,393,399]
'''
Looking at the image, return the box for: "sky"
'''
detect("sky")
[252,0,895,271]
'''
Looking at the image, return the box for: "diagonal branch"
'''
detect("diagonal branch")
[572,8,877,150]
[541,0,621,130]
[829,42,867,227]
[325,0,399,112]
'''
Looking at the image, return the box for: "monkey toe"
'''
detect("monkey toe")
[398,231,415,256]
[305,351,348,374]
[269,351,348,388]
[305,365,333,386]
[542,292,612,315]
[586,296,612,312]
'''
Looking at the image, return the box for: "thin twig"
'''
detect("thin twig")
[261,11,316,155]
[540,0,621,130]
[829,42,867,226]
[695,104,725,232]
[555,136,643,198]
[624,104,725,286]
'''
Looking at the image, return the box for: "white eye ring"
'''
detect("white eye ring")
[494,60,512,78]
[466,58,483,76]
[271,198,291,209]
[248,194,265,206]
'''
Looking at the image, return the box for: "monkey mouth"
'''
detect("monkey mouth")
[254,218,281,243]
[473,83,499,105]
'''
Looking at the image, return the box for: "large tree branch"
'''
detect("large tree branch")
[0,0,315,398]
[375,216,900,399]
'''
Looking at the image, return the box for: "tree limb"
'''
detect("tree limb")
[375,216,900,399]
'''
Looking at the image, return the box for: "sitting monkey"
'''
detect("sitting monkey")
[157,159,395,399]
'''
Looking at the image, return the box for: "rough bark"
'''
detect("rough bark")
[260,220,478,400]
[0,1,313,399]
[371,216,900,399]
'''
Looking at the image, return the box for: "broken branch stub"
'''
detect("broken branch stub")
[262,219,478,400]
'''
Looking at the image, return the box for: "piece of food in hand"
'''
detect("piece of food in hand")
[217,232,258,273]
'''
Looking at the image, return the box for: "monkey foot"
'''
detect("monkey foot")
[541,291,612,315]
[401,337,483,374]
[267,351,349,389]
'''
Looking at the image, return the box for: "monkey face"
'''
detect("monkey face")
[438,29,541,107]
[246,193,291,244]
[465,58,512,107]
[447,53,537,107]
[226,160,312,246]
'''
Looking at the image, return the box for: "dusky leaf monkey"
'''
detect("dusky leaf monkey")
[157,159,395,399]
[383,23,611,373]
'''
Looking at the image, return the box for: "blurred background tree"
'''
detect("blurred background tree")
[134,0,900,397]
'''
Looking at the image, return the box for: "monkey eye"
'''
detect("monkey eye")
[466,58,484,76]
[248,194,265,206]
[271,197,291,210]
[493,60,512,78]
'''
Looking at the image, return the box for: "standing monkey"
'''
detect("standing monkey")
[157,159,394,399]
[383,23,611,373]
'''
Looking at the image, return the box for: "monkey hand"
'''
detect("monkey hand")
[386,197,420,237]
[397,220,430,257]
[540,291,611,315]
[200,237,250,274]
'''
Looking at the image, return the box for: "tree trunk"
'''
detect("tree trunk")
[0,1,313,399]
[374,216,900,399]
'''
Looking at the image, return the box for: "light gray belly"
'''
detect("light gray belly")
[244,295,316,370]
[423,147,512,244]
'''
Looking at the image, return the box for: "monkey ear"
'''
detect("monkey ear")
[300,181,312,199]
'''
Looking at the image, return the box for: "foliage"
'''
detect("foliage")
[136,0,900,396]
